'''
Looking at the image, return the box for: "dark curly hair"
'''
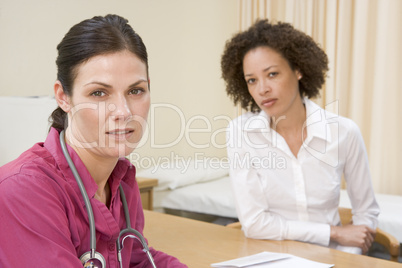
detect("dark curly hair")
[221,19,328,112]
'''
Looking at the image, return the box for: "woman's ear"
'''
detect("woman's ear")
[54,81,71,113]
[296,69,302,80]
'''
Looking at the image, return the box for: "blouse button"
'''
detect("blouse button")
[109,243,115,251]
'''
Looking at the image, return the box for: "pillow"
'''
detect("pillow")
[136,159,229,191]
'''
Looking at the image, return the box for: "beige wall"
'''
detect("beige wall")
[0,0,239,168]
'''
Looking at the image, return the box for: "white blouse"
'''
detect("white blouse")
[226,98,379,254]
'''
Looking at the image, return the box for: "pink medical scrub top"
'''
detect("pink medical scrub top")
[0,128,187,268]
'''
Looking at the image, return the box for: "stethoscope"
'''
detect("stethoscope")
[59,130,156,268]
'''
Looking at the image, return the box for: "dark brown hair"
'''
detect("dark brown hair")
[50,14,149,130]
[221,19,328,112]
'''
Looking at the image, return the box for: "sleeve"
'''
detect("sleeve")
[226,120,331,247]
[0,174,83,267]
[343,121,380,229]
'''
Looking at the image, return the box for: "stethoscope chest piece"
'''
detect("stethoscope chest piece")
[80,251,106,268]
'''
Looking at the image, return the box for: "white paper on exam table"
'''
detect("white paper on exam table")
[210,251,334,268]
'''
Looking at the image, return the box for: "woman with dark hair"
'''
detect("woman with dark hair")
[222,19,379,254]
[0,14,187,267]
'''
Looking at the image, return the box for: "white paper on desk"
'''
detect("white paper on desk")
[210,252,290,267]
[210,251,334,268]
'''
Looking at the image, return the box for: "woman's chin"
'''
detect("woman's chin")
[98,144,136,160]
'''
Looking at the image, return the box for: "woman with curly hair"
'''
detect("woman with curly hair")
[222,19,379,254]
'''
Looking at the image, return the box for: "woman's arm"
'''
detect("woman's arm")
[0,174,83,267]
[330,120,380,253]
[343,121,379,228]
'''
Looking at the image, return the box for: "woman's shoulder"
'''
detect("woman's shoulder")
[306,99,362,134]
[0,144,73,217]
[324,110,362,136]
[0,143,60,186]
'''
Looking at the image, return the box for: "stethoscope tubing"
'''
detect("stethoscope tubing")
[60,130,156,267]
[60,130,97,255]
[117,185,156,268]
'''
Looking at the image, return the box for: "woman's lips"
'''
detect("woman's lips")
[261,98,277,108]
[106,129,134,140]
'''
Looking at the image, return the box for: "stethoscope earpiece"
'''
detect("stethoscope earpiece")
[80,251,106,268]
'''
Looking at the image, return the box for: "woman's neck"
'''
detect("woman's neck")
[64,131,117,206]
[270,98,306,136]
[269,98,307,158]
[75,147,116,206]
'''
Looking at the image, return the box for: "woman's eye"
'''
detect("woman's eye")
[129,88,144,95]
[246,78,256,84]
[91,91,106,97]
[269,72,278,77]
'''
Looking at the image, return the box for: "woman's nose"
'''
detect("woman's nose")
[258,80,271,95]
[109,96,131,120]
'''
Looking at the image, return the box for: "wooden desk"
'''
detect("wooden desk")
[144,211,401,268]
[136,177,158,210]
